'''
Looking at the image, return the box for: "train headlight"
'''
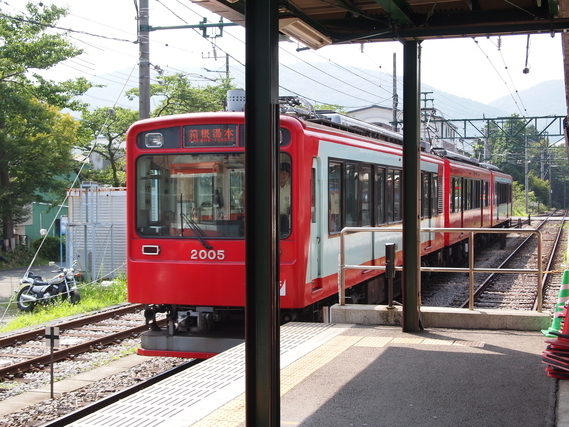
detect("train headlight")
[145,133,164,148]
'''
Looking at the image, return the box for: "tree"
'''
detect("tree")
[127,74,236,117]
[314,103,347,114]
[0,4,91,249]
[78,107,138,187]
[0,103,80,245]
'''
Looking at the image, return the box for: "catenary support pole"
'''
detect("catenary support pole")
[138,0,150,120]
[402,41,421,332]
[244,0,280,425]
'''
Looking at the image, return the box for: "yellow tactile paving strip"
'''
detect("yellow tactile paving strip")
[190,335,485,427]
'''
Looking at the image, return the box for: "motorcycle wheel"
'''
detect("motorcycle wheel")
[17,285,36,312]
[70,290,81,305]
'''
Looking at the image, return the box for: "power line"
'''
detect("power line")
[0,13,137,44]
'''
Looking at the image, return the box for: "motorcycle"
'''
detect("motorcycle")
[16,261,81,312]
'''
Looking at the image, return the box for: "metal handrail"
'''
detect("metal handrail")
[338,227,542,311]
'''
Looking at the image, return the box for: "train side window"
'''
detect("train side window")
[328,162,342,233]
[475,180,482,209]
[375,167,386,225]
[465,179,472,210]
[387,169,402,223]
[483,180,489,207]
[496,182,500,204]
[280,154,292,237]
[345,163,359,227]
[387,170,394,222]
[361,166,371,226]
[432,174,439,217]
[495,182,499,204]
[452,177,462,213]
[311,168,316,223]
[437,175,444,214]
[421,172,431,219]
[393,170,402,222]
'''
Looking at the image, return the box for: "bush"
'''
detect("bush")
[2,245,35,266]
[31,236,62,262]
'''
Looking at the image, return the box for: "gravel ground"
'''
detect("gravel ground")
[0,338,188,427]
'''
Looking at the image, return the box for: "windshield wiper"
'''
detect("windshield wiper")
[180,213,213,250]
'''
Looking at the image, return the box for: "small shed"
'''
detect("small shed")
[67,182,126,281]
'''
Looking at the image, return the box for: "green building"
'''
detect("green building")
[14,202,68,245]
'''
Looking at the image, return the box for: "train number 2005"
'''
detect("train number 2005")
[190,249,225,260]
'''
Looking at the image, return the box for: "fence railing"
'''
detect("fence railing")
[339,227,543,311]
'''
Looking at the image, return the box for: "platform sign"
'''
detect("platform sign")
[45,326,60,349]
[60,215,68,235]
[45,326,59,398]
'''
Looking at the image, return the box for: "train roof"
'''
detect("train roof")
[430,147,506,173]
[279,96,405,145]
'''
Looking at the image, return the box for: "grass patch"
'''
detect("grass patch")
[0,277,127,333]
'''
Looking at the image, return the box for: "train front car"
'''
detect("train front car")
[126,104,512,359]
[126,113,250,358]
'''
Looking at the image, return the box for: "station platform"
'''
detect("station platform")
[69,318,562,427]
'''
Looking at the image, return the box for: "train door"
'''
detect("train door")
[309,158,322,285]
[421,171,437,249]
[360,164,374,263]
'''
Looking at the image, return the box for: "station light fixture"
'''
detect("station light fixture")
[279,17,332,50]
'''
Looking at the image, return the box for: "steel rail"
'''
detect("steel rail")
[339,225,543,310]
[0,303,144,348]
[459,212,554,309]
[0,303,166,379]
[532,211,567,311]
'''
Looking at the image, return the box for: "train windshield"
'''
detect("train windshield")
[136,153,246,238]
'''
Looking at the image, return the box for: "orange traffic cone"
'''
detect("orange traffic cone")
[544,270,569,337]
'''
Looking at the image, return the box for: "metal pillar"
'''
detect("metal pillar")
[402,41,421,332]
[244,0,280,425]
[138,0,150,119]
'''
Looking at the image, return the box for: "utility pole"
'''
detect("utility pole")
[392,53,398,132]
[137,9,235,119]
[525,137,529,215]
[483,114,489,162]
[226,53,230,80]
[139,0,150,120]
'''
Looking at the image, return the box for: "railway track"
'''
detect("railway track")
[464,213,566,310]
[422,212,568,311]
[0,304,165,379]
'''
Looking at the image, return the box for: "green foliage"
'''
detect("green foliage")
[486,115,543,185]
[0,277,127,333]
[0,4,91,244]
[31,236,61,262]
[127,75,236,117]
[483,114,569,215]
[512,180,540,216]
[528,172,550,207]
[314,103,347,114]
[0,244,44,268]
[77,107,137,187]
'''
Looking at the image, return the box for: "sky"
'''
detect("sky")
[2,0,566,107]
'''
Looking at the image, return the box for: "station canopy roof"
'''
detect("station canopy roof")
[190,0,569,49]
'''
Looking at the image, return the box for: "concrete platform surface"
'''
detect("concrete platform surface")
[56,322,562,427]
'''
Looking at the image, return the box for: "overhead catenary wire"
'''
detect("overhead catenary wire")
[472,37,527,118]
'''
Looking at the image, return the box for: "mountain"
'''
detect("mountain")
[80,62,566,121]
[488,79,566,117]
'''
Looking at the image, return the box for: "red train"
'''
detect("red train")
[126,97,512,358]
